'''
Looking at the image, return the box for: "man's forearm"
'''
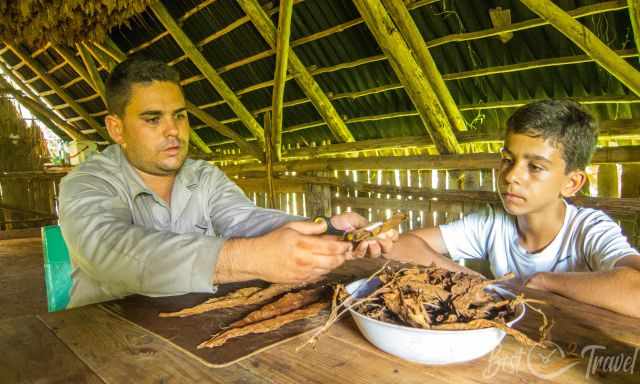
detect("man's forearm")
[531,267,640,318]
[213,238,259,284]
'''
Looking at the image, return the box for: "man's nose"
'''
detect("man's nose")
[163,116,179,137]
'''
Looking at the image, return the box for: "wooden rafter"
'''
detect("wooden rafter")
[51,44,105,105]
[381,0,466,133]
[237,0,355,143]
[353,0,461,154]
[220,146,640,175]
[77,42,107,105]
[271,0,293,161]
[521,0,640,97]
[209,118,640,161]
[4,42,110,141]
[149,0,266,146]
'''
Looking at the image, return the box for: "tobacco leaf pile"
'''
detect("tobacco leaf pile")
[322,264,552,348]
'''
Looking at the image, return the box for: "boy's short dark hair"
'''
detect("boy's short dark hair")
[506,100,598,172]
[105,56,181,116]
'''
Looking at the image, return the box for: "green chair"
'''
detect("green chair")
[41,225,72,312]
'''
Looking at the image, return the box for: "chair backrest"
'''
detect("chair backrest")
[41,225,71,312]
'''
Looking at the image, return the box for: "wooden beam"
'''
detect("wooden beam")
[5,42,110,141]
[271,0,294,161]
[237,0,355,143]
[263,112,276,208]
[521,0,640,97]
[382,0,466,133]
[149,1,266,146]
[353,0,461,154]
[220,145,640,175]
[77,42,107,105]
[85,41,224,158]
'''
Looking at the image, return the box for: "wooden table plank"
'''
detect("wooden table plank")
[0,315,103,383]
[0,238,47,318]
[39,307,271,384]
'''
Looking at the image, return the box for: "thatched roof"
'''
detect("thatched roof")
[1,0,639,163]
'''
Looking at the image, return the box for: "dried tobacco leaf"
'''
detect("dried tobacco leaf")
[159,283,305,318]
[198,301,328,349]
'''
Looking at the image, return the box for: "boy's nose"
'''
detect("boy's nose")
[502,164,522,184]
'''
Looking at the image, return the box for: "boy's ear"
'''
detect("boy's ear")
[560,169,588,197]
[105,114,125,147]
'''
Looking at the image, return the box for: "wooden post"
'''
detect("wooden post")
[381,0,466,132]
[271,0,293,161]
[264,112,276,209]
[352,0,462,154]
[236,0,355,143]
[4,42,110,141]
[149,1,266,145]
[597,164,620,198]
[521,0,640,97]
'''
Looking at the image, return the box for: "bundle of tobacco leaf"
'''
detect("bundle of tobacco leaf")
[301,264,552,350]
[159,282,331,349]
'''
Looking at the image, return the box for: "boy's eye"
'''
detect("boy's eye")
[529,164,544,172]
[500,157,513,164]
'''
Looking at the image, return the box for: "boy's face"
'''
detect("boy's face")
[498,133,586,216]
[105,81,190,177]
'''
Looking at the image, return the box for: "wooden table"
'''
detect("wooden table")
[1,237,639,383]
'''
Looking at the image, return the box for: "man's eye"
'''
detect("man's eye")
[529,164,544,172]
[145,117,160,124]
[175,112,187,120]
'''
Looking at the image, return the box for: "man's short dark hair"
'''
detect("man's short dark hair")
[105,56,181,116]
[506,99,598,172]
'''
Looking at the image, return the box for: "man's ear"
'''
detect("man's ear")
[105,114,125,146]
[560,169,587,197]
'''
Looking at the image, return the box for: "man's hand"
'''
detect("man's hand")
[214,220,353,284]
[329,212,399,258]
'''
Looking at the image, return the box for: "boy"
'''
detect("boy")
[387,100,640,318]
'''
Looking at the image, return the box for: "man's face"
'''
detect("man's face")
[106,81,189,176]
[498,133,584,216]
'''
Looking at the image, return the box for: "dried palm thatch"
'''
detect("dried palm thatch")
[0,97,49,172]
[0,0,152,47]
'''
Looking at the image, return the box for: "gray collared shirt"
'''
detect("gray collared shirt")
[59,144,299,308]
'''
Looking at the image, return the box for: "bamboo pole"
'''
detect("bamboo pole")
[271,0,293,161]
[381,0,466,133]
[5,42,110,141]
[77,42,107,105]
[149,1,266,146]
[521,0,640,97]
[237,0,355,143]
[353,0,461,154]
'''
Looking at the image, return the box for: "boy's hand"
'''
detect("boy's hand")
[328,212,399,258]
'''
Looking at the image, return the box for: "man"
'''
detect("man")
[59,57,394,308]
[387,100,640,318]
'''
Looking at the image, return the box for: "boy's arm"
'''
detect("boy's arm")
[385,228,485,277]
[526,255,640,318]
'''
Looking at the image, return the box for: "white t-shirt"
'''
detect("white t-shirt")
[439,201,638,279]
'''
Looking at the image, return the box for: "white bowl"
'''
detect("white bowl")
[345,278,525,365]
